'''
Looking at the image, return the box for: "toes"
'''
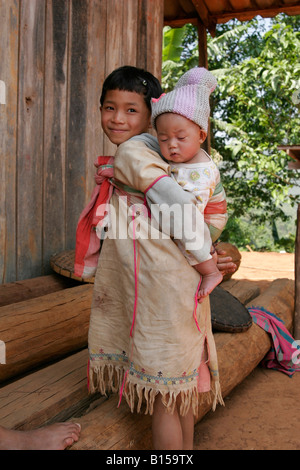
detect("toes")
[63,437,75,448]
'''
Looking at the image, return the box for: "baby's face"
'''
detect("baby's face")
[156,113,206,164]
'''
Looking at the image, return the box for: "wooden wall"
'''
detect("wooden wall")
[0,0,164,283]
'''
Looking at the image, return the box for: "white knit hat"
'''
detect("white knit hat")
[151,67,217,132]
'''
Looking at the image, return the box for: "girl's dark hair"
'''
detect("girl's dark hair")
[100,65,163,111]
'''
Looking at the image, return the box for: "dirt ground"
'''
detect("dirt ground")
[194,251,300,451]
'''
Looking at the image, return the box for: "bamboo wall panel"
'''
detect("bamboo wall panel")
[0,0,164,283]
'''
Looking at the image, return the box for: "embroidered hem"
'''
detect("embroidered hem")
[88,362,224,417]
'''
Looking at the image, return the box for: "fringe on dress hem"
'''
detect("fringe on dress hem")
[88,363,224,417]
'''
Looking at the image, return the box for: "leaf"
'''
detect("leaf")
[162,26,186,63]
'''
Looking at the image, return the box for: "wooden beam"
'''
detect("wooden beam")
[279,145,300,168]
[288,161,300,170]
[164,17,198,28]
[278,145,300,161]
[164,4,300,30]
[215,5,300,24]
[191,0,210,26]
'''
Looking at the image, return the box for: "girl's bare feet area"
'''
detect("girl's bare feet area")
[0,422,81,450]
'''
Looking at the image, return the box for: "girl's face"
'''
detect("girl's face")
[156,113,206,164]
[100,89,151,146]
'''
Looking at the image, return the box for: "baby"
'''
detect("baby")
[151,67,228,301]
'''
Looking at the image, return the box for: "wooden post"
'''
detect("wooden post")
[294,203,300,339]
[197,19,210,154]
[197,19,208,69]
[278,145,300,338]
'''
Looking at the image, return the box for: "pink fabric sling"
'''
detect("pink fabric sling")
[74,156,114,279]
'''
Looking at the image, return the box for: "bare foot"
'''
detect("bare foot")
[0,422,81,450]
[197,270,223,303]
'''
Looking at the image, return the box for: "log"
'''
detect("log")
[221,278,260,305]
[0,274,80,307]
[0,349,104,431]
[0,279,258,384]
[0,284,93,383]
[70,278,295,450]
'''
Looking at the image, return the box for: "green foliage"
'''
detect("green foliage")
[162,27,186,62]
[221,214,296,252]
[161,15,300,251]
[162,25,199,91]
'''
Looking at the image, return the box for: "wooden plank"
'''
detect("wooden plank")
[17,0,46,279]
[103,0,121,156]
[105,0,122,76]
[0,274,79,307]
[122,0,138,67]
[70,278,295,450]
[19,3,44,273]
[42,0,69,272]
[71,394,152,451]
[0,349,105,431]
[65,0,88,250]
[0,0,19,283]
[0,284,92,383]
[137,0,164,79]
[85,0,107,200]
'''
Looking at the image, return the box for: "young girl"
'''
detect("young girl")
[78,66,227,450]
[151,67,228,301]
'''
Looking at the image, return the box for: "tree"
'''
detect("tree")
[162,15,300,251]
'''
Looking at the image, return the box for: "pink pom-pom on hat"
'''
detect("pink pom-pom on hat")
[151,67,217,132]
